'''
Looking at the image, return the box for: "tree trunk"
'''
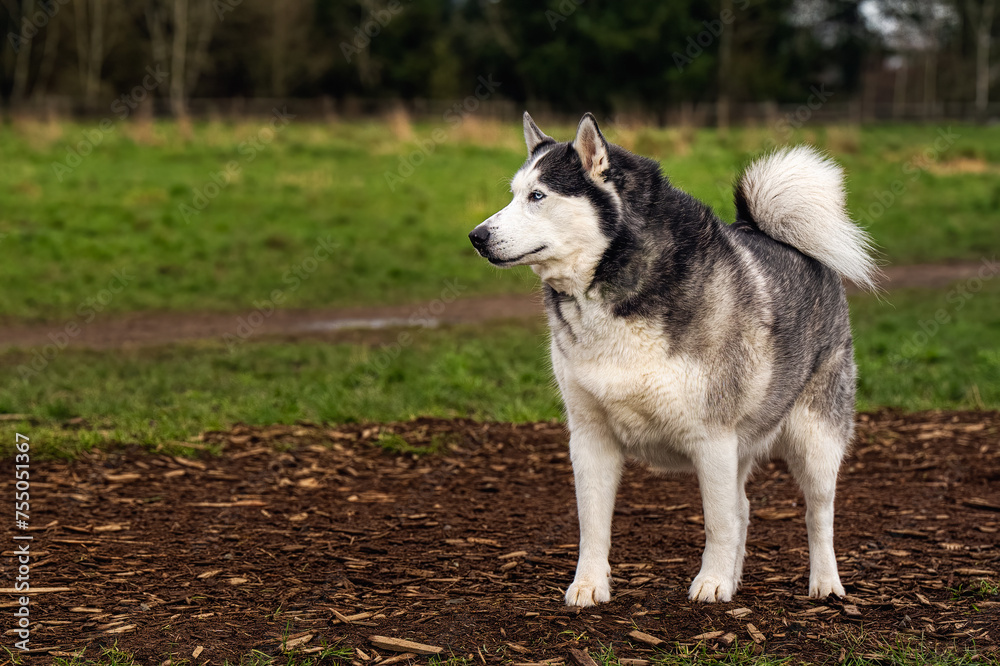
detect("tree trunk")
[716,0,733,130]
[185,0,215,99]
[893,60,908,119]
[37,3,62,102]
[11,0,36,105]
[170,0,189,118]
[271,0,288,98]
[74,0,89,103]
[975,0,996,117]
[923,49,936,120]
[86,0,105,105]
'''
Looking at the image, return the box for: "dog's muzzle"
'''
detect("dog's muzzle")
[468,225,491,254]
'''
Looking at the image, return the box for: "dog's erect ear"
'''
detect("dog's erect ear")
[572,113,610,181]
[523,111,553,156]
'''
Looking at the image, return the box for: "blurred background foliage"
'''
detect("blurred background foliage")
[0,0,997,121]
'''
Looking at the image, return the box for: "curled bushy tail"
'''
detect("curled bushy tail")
[735,146,880,291]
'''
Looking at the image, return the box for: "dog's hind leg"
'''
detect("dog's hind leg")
[565,423,624,608]
[689,432,742,603]
[779,406,847,598]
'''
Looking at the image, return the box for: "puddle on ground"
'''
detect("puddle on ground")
[296,317,440,332]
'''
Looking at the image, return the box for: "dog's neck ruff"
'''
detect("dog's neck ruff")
[534,256,599,298]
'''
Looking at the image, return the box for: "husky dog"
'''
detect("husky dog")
[468,112,878,605]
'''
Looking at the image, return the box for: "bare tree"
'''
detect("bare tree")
[36,0,63,102]
[74,0,110,106]
[145,0,216,118]
[965,0,996,117]
[11,0,35,104]
[717,0,733,130]
[271,0,288,97]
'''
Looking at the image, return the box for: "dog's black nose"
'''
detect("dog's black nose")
[469,226,491,251]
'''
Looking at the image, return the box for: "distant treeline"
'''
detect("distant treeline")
[0,0,996,121]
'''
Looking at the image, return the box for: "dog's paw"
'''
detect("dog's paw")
[565,575,611,607]
[809,575,845,599]
[688,572,736,603]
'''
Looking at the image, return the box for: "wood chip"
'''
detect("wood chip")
[197,570,222,579]
[188,501,266,507]
[963,498,1000,512]
[691,631,723,641]
[754,508,799,520]
[104,473,142,483]
[498,550,527,560]
[285,633,313,648]
[627,629,663,646]
[93,523,127,532]
[718,633,737,647]
[378,653,418,665]
[369,636,442,655]
[192,646,204,658]
[726,607,751,618]
[568,648,599,666]
[69,607,102,613]
[106,624,136,634]
[173,456,207,470]
[506,643,530,654]
[843,604,861,617]
[620,661,650,666]
[0,587,73,594]
[746,623,765,644]
[955,568,995,576]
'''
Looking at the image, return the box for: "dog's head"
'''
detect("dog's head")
[468,112,621,294]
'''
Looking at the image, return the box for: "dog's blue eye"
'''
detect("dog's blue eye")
[531,191,546,201]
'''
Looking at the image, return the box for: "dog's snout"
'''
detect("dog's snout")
[468,226,491,251]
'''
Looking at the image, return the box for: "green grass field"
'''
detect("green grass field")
[1,119,999,457]
[1,119,998,322]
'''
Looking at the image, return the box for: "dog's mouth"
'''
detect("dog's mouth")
[486,245,548,266]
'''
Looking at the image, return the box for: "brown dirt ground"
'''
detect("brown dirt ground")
[1,262,994,352]
[4,411,1000,664]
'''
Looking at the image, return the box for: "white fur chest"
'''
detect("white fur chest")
[548,293,708,464]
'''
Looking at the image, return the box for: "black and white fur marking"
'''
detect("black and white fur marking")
[469,112,876,605]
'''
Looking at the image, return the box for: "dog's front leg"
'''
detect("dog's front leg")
[689,434,741,603]
[565,425,623,608]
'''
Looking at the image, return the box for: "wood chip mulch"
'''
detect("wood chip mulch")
[3,410,999,663]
